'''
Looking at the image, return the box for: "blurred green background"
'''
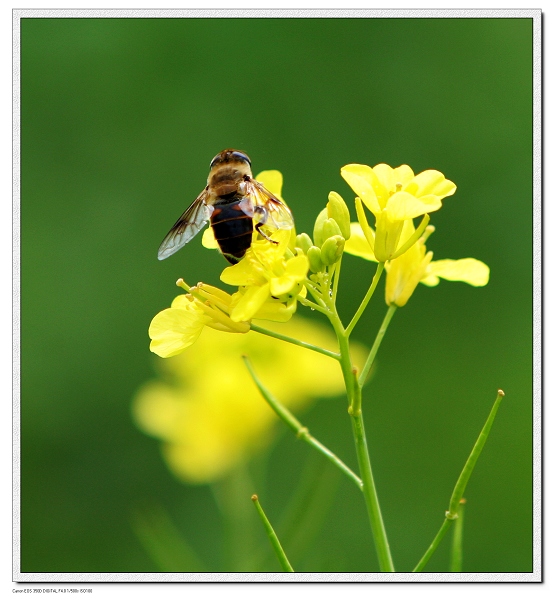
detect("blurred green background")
[20,17,534,574]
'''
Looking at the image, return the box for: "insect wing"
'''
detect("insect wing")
[157,189,213,260]
[240,179,294,230]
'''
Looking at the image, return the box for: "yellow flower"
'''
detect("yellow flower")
[385,223,435,307]
[341,163,456,262]
[149,284,250,358]
[220,229,309,322]
[344,220,490,307]
[135,318,366,484]
[149,271,308,358]
[152,170,304,359]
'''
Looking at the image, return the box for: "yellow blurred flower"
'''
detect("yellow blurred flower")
[341,163,456,262]
[135,317,365,484]
[344,220,490,307]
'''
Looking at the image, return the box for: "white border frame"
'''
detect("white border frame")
[12,8,542,584]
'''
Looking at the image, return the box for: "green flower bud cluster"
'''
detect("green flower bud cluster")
[295,192,351,273]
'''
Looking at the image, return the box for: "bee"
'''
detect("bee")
[157,149,294,264]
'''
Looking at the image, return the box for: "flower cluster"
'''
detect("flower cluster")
[149,161,490,358]
[149,172,309,358]
[341,162,489,305]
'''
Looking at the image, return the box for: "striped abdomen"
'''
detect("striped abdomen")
[210,199,253,264]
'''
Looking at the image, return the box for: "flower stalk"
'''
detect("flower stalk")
[450,498,466,572]
[448,390,505,518]
[412,518,453,573]
[250,323,340,361]
[251,494,294,573]
[327,308,394,572]
[359,304,397,387]
[345,262,385,338]
[350,408,395,572]
[413,390,505,572]
[243,356,362,490]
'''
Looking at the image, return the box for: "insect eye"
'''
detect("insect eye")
[231,151,251,166]
[210,155,223,168]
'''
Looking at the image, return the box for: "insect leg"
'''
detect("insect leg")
[255,221,278,244]
[249,205,277,244]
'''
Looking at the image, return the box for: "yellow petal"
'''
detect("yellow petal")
[344,223,377,262]
[230,283,270,322]
[396,218,416,246]
[427,258,490,286]
[253,297,296,322]
[404,169,456,200]
[149,306,208,358]
[387,250,433,307]
[341,164,383,214]
[420,273,440,287]
[201,226,219,250]
[270,275,296,296]
[372,163,395,194]
[255,170,283,198]
[386,191,442,221]
[171,294,194,309]
[393,164,415,187]
[220,255,264,287]
[251,229,291,264]
[269,256,308,296]
[285,254,309,280]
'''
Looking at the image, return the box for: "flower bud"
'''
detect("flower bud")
[307,246,325,273]
[321,218,342,242]
[295,232,313,255]
[320,234,345,266]
[327,192,351,240]
[313,208,328,248]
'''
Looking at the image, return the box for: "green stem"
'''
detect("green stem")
[358,304,397,387]
[251,495,294,572]
[250,323,340,361]
[450,498,466,572]
[345,262,385,337]
[350,410,395,572]
[412,518,453,573]
[243,356,362,490]
[304,279,332,311]
[413,390,505,572]
[447,390,505,517]
[327,312,394,572]
[330,315,360,413]
[297,295,333,316]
